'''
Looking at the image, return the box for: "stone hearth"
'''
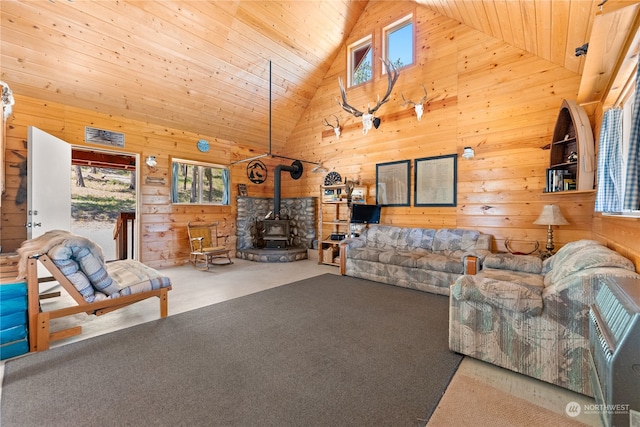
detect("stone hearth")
[236,247,308,263]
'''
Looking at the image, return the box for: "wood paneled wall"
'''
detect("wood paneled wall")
[282,1,595,253]
[0,94,277,268]
[3,0,639,270]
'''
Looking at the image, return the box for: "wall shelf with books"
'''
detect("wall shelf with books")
[544,99,595,193]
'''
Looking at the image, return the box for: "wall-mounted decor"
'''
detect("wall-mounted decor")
[322,115,341,139]
[414,154,457,207]
[323,171,342,186]
[401,84,433,122]
[238,183,248,196]
[85,126,125,148]
[145,176,165,186]
[197,139,210,153]
[376,160,410,206]
[337,58,400,135]
[247,160,267,184]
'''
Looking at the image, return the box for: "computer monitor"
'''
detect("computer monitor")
[350,204,382,224]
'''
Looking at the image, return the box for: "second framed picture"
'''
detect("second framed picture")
[376,160,410,206]
[414,154,457,207]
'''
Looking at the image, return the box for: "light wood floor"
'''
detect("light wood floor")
[1,259,600,426]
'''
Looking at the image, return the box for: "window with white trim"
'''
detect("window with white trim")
[348,35,372,87]
[383,14,414,70]
[171,159,230,205]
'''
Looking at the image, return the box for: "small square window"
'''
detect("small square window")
[348,36,372,87]
[384,14,414,71]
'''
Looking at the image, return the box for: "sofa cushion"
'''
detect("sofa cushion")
[106,260,173,296]
[378,250,422,268]
[347,247,384,263]
[364,225,435,252]
[48,257,96,302]
[415,253,464,274]
[432,229,481,252]
[452,275,543,316]
[49,241,119,296]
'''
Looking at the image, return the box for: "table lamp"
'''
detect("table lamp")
[533,204,569,258]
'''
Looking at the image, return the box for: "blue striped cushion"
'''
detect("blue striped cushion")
[49,257,96,301]
[47,235,171,303]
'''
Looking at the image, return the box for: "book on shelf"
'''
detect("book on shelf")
[563,178,576,191]
[546,169,573,192]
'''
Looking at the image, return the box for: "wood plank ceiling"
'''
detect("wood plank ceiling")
[0,0,629,154]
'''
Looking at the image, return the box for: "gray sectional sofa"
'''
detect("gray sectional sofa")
[339,225,492,295]
[449,239,640,396]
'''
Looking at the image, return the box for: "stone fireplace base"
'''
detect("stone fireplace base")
[236,196,316,263]
[236,247,308,263]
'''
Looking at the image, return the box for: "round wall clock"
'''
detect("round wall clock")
[247,160,267,184]
[197,139,210,153]
[324,171,342,186]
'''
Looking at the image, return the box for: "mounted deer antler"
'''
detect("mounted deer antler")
[323,115,341,139]
[401,84,434,122]
[337,58,400,135]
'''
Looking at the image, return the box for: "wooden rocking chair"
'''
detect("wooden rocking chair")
[188,221,233,270]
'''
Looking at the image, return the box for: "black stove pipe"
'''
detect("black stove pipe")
[273,160,303,219]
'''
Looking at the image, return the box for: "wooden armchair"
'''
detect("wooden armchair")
[188,221,233,270]
[17,230,172,352]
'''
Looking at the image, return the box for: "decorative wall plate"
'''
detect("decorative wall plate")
[324,171,342,186]
[197,139,210,153]
[247,160,267,184]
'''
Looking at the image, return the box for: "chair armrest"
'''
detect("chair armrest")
[464,256,478,275]
[339,238,366,276]
[483,253,542,274]
[340,237,365,250]
[191,237,204,252]
[459,248,492,274]
[339,244,348,275]
[451,275,543,316]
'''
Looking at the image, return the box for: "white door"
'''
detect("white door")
[27,126,71,239]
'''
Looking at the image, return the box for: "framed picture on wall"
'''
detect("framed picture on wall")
[414,154,457,207]
[376,160,410,206]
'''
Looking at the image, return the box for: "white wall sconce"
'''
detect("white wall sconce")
[462,147,475,159]
[146,155,157,168]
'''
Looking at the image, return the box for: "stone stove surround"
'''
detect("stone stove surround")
[236,196,316,261]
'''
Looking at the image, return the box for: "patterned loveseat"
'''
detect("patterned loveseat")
[339,225,492,296]
[449,239,640,396]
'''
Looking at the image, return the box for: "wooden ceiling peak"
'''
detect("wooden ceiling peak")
[1,0,623,153]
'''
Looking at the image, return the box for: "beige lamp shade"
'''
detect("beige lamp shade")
[533,204,569,226]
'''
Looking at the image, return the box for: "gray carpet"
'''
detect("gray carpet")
[1,274,462,427]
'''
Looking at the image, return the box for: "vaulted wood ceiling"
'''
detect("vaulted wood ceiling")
[0,0,632,153]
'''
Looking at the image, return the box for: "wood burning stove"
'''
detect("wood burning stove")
[262,219,290,248]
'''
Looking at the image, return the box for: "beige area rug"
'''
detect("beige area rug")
[428,373,589,427]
